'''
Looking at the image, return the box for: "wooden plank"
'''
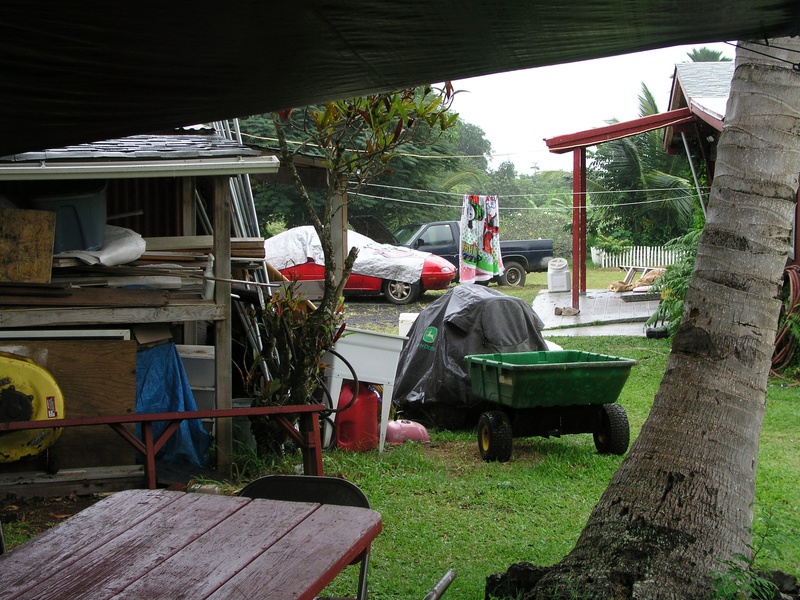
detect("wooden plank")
[0,283,69,297]
[144,236,264,251]
[0,465,144,498]
[116,498,318,599]
[213,176,233,473]
[0,340,137,468]
[0,303,226,327]
[0,208,56,284]
[0,489,177,597]
[0,286,170,307]
[13,492,249,600]
[207,504,382,600]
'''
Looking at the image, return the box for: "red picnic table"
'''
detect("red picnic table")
[0,488,382,599]
[0,404,326,488]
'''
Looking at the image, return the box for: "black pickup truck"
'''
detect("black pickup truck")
[353,217,554,287]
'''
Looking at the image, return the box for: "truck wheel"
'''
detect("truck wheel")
[384,280,421,304]
[593,403,629,455]
[498,261,526,287]
[477,411,513,462]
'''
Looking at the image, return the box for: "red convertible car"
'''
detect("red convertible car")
[264,226,456,304]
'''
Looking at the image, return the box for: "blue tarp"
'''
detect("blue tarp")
[136,343,211,467]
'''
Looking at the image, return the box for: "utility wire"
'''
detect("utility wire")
[349,190,703,212]
[355,180,711,200]
[725,41,800,69]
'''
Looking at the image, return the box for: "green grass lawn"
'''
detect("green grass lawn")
[304,334,799,599]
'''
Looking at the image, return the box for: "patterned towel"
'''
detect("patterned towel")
[459,194,504,283]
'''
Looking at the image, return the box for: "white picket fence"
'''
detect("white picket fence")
[591,246,683,269]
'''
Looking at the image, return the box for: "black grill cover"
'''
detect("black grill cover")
[393,285,548,428]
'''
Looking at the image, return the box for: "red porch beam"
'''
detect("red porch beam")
[572,148,587,310]
[545,107,694,154]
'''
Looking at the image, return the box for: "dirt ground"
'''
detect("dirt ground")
[339,293,440,332]
[1,494,104,550]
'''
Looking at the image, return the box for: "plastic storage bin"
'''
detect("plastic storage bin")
[547,257,570,292]
[30,181,107,253]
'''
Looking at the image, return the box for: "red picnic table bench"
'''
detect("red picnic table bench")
[0,404,325,488]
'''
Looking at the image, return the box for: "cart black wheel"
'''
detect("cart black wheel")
[593,403,629,455]
[477,411,513,462]
[497,261,526,287]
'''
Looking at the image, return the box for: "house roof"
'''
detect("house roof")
[671,61,735,113]
[663,61,735,151]
[0,135,280,180]
[1,2,798,157]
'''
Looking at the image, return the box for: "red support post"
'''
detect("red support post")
[572,148,587,310]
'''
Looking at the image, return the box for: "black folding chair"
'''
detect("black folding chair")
[239,475,371,600]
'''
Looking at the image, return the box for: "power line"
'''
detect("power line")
[355,180,710,200]
[349,190,703,212]
[724,40,800,70]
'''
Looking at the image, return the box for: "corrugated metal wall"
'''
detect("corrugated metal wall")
[106,178,183,237]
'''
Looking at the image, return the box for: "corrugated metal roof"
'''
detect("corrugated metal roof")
[675,61,735,100]
[0,135,260,163]
[0,135,279,180]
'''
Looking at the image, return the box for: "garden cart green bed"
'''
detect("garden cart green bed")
[465,350,637,462]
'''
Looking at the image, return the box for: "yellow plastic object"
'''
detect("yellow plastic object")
[0,351,64,463]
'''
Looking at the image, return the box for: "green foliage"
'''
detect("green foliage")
[688,47,733,62]
[241,87,467,229]
[590,230,632,254]
[246,87,459,457]
[587,83,701,246]
[709,556,777,599]
[646,228,701,334]
[709,530,779,600]
[709,511,782,600]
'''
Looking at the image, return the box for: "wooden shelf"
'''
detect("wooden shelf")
[0,301,225,328]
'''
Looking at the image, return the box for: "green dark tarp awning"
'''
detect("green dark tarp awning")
[1,1,797,156]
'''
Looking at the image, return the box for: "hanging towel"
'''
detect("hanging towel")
[459,194,504,283]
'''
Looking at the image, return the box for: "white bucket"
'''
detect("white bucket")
[547,258,571,292]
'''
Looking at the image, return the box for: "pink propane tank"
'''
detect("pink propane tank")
[335,381,379,451]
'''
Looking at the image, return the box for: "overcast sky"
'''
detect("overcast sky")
[450,42,732,173]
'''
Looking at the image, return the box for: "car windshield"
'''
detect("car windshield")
[392,224,424,244]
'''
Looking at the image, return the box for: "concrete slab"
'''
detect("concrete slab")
[533,289,661,337]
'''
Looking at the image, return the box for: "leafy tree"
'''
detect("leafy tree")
[248,87,457,455]
[588,84,700,246]
[455,120,492,172]
[241,103,473,232]
[687,46,733,62]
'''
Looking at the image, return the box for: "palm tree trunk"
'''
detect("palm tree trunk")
[516,37,800,599]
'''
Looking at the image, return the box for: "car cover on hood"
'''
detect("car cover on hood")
[393,285,548,428]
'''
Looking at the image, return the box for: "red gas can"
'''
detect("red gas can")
[335,381,379,451]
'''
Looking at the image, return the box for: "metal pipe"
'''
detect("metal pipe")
[681,131,707,217]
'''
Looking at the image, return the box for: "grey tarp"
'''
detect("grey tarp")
[394,285,548,428]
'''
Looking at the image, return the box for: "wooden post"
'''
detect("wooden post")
[572,148,587,310]
[213,176,233,473]
[331,178,348,287]
[182,176,198,344]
